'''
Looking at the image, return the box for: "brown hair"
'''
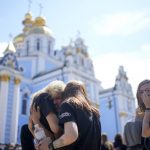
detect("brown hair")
[114,133,123,145]
[136,79,150,112]
[62,80,100,118]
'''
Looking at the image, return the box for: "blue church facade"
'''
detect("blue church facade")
[99,66,136,140]
[0,11,135,145]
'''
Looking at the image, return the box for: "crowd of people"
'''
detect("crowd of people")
[19,79,150,150]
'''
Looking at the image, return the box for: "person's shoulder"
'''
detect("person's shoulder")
[124,120,135,127]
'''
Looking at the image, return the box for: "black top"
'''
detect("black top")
[20,124,35,150]
[59,102,101,150]
[113,142,127,150]
[33,93,57,133]
[144,137,150,150]
[101,144,110,150]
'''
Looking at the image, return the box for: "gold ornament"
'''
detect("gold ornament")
[119,111,127,117]
[0,74,10,81]
[14,78,21,84]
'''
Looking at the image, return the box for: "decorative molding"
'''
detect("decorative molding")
[0,74,10,81]
[119,111,128,117]
[76,48,81,53]
[14,78,21,84]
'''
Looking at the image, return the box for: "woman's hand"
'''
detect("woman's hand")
[141,91,150,108]
[30,103,41,124]
[38,137,52,150]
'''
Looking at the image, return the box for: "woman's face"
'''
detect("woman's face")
[53,94,62,111]
[139,82,150,96]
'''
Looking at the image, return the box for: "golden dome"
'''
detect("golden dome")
[34,16,46,26]
[13,33,25,43]
[22,12,33,26]
[28,26,53,36]
[25,12,32,19]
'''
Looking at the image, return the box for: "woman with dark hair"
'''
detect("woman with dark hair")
[39,80,101,150]
[20,80,67,150]
[113,134,127,150]
[137,79,150,150]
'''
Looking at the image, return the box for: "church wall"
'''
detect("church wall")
[19,60,32,78]
[45,60,58,71]
[32,74,63,93]
[32,80,50,92]
[100,93,121,141]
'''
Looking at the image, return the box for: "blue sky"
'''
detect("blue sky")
[0,0,150,97]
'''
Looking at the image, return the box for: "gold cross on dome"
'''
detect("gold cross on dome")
[39,3,43,16]
[28,0,32,12]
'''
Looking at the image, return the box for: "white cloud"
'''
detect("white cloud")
[0,42,7,57]
[93,52,150,97]
[140,44,150,55]
[91,11,150,36]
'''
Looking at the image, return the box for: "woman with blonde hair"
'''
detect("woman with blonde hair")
[39,80,101,150]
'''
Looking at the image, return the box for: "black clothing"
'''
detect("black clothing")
[59,102,101,150]
[33,93,57,133]
[144,137,150,150]
[20,124,35,150]
[113,142,127,150]
[101,144,110,150]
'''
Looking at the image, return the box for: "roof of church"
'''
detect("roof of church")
[14,33,25,43]
[4,42,16,53]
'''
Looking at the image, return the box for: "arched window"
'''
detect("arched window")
[26,41,29,55]
[48,41,51,55]
[81,57,84,66]
[22,93,28,115]
[37,39,40,51]
[54,50,57,56]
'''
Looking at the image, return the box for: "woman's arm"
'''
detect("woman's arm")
[142,111,150,137]
[39,121,78,150]
[53,121,78,148]
[30,104,54,139]
[46,113,62,138]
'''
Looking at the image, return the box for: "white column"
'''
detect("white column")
[0,74,10,144]
[10,77,21,144]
